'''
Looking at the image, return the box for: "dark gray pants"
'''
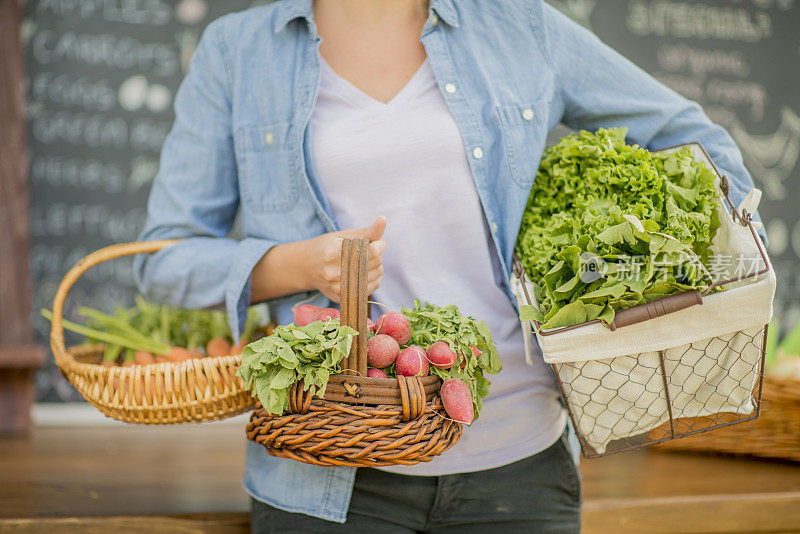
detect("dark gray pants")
[250,431,581,533]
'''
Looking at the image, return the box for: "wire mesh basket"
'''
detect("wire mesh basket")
[510,143,776,458]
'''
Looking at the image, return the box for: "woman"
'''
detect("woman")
[135,0,759,532]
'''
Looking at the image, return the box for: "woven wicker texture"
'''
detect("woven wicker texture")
[246,237,462,466]
[653,376,800,462]
[247,397,462,467]
[49,241,255,424]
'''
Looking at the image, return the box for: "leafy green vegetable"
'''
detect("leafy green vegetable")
[237,320,358,415]
[401,299,501,419]
[515,128,721,330]
[41,299,261,360]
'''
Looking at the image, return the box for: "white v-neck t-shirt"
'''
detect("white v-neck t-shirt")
[308,57,566,476]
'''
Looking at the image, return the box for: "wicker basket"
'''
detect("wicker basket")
[653,375,800,462]
[49,240,255,424]
[245,237,462,467]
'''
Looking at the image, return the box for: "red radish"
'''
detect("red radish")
[367,334,400,368]
[101,361,115,367]
[367,368,388,379]
[426,341,456,369]
[188,348,203,359]
[375,312,411,345]
[318,308,340,321]
[294,304,322,327]
[440,378,474,424]
[396,346,429,377]
[367,318,377,333]
[206,337,231,357]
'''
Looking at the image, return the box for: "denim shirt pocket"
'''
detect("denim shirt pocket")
[235,122,301,213]
[496,101,548,189]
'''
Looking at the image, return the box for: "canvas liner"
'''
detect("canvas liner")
[510,143,776,454]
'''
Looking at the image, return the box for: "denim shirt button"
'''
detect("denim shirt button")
[491,221,499,233]
[445,83,457,94]
[472,146,484,159]
[431,13,439,25]
[265,132,275,145]
[522,108,534,121]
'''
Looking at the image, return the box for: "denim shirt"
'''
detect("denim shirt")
[134,0,762,523]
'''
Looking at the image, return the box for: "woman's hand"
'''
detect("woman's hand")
[305,216,387,302]
[250,216,387,304]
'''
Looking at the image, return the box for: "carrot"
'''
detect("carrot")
[102,344,123,366]
[134,350,155,365]
[40,309,170,356]
[165,347,193,362]
[121,349,135,367]
[231,340,248,356]
[206,337,232,357]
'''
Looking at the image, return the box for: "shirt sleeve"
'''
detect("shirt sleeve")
[540,4,766,241]
[133,19,280,338]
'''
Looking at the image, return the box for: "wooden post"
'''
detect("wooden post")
[0,0,45,435]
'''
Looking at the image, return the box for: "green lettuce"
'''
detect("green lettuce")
[515,128,720,330]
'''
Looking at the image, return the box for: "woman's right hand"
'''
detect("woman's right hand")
[303,216,387,302]
[250,216,387,304]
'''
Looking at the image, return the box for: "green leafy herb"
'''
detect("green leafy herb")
[237,320,358,415]
[515,128,721,330]
[401,299,501,419]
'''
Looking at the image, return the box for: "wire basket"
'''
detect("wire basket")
[510,143,776,457]
[49,240,255,424]
[245,238,462,467]
[652,375,800,462]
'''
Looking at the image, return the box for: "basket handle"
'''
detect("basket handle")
[49,240,180,366]
[608,290,702,331]
[339,238,369,377]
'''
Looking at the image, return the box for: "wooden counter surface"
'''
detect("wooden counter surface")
[1,421,799,533]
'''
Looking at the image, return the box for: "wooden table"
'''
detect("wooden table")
[1,421,799,533]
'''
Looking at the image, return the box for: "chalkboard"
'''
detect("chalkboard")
[24,0,267,402]
[26,1,799,401]
[548,0,800,326]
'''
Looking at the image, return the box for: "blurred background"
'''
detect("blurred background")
[2,1,799,532]
[19,0,800,403]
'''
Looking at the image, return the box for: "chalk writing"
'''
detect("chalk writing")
[32,30,179,77]
[36,0,173,25]
[626,1,772,42]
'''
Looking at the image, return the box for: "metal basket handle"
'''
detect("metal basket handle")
[49,240,180,367]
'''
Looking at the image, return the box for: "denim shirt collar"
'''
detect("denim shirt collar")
[272,0,460,35]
